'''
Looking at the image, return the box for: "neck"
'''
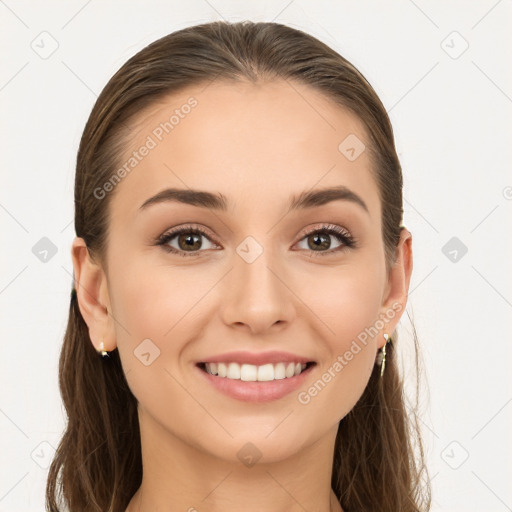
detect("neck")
[126,409,343,512]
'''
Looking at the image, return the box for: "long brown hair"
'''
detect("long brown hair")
[46,20,430,512]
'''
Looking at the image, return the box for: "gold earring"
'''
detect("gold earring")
[377,333,391,377]
[97,340,109,358]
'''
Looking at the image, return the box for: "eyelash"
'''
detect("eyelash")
[155,223,357,258]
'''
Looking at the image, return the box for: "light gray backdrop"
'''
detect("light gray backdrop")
[1,1,511,511]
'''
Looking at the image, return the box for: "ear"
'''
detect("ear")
[377,227,413,348]
[71,237,117,352]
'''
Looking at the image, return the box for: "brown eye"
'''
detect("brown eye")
[296,224,356,256]
[306,232,332,251]
[156,226,219,256]
[176,232,203,251]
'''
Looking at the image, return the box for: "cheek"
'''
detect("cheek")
[292,261,383,417]
[107,257,219,394]
[296,258,384,347]
[109,256,212,347]
[107,264,208,432]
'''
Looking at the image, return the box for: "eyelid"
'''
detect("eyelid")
[299,223,351,240]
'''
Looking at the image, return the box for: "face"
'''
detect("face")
[74,79,412,464]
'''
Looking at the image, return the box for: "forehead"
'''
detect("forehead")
[111,79,381,220]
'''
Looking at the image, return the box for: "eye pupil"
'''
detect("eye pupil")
[310,233,330,250]
[179,233,201,251]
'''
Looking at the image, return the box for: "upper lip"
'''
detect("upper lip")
[197,351,315,366]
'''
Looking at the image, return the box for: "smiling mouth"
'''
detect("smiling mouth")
[197,361,316,382]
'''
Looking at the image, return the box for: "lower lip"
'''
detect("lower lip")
[195,363,316,403]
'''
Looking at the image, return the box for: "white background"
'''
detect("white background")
[1,1,511,510]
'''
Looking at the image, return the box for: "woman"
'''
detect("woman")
[46,20,430,512]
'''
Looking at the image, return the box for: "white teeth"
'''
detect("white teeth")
[217,362,227,377]
[257,363,274,381]
[203,361,310,381]
[274,362,286,380]
[227,362,240,379]
[240,364,257,382]
[285,362,295,378]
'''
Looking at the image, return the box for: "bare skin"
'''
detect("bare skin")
[72,79,412,512]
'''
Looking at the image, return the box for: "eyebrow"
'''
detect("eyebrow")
[139,185,369,214]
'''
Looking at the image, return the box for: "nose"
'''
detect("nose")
[219,246,295,335]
